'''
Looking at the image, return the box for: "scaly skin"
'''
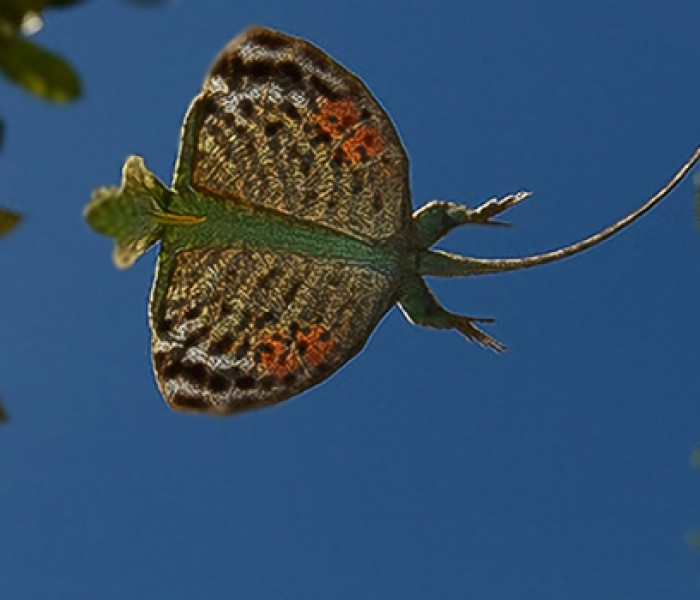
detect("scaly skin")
[84,27,700,416]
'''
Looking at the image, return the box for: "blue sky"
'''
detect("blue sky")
[2,1,700,598]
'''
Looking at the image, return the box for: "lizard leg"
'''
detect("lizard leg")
[412,191,531,248]
[398,277,505,352]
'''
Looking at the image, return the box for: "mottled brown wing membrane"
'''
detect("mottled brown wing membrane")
[150,244,399,415]
[174,27,412,241]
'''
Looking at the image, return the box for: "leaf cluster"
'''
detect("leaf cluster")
[0,0,83,100]
[0,207,20,236]
[0,0,83,150]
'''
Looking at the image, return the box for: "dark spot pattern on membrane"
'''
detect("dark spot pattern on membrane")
[184,326,211,347]
[264,121,283,137]
[208,372,229,393]
[247,29,289,51]
[171,393,210,411]
[182,362,208,386]
[257,342,274,354]
[184,305,202,320]
[152,352,168,370]
[280,100,301,121]
[235,341,250,360]
[309,74,340,101]
[253,311,275,330]
[260,375,275,390]
[238,98,254,118]
[211,333,235,354]
[235,375,256,390]
[316,361,332,373]
[163,360,185,379]
[277,60,304,84]
[200,95,218,119]
[247,60,276,81]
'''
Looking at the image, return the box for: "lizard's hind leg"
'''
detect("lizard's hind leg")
[398,277,505,352]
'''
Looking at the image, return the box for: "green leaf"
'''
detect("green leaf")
[0,207,20,236]
[0,33,80,102]
[0,1,44,27]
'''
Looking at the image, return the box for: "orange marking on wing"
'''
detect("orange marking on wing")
[317,99,361,137]
[296,326,334,368]
[259,334,300,379]
[342,126,383,164]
